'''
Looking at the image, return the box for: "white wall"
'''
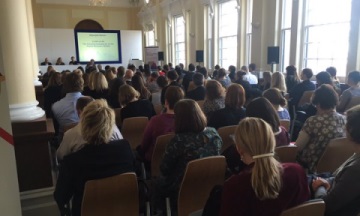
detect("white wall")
[35,28,143,67]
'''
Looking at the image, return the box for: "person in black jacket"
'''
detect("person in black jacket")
[44,72,63,117]
[186,72,206,101]
[53,99,135,216]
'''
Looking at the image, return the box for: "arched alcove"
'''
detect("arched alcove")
[74,19,104,30]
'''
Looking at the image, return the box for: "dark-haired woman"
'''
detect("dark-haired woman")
[337,71,360,113]
[285,65,300,93]
[312,105,360,216]
[156,99,222,210]
[246,97,290,147]
[295,84,346,173]
[263,88,290,120]
[208,84,246,129]
[44,72,63,117]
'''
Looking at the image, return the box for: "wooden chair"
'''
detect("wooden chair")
[166,156,226,216]
[151,133,175,178]
[121,117,149,150]
[316,137,354,173]
[280,119,290,131]
[82,172,139,216]
[196,100,205,110]
[154,104,163,115]
[345,96,360,112]
[275,145,298,163]
[114,108,122,128]
[280,200,325,216]
[217,125,237,153]
[297,90,314,107]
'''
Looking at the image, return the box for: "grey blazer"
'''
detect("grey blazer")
[315,153,360,216]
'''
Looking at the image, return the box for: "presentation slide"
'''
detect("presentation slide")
[74,30,122,64]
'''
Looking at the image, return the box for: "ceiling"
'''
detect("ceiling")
[36,0,144,8]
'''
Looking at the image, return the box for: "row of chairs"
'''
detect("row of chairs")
[81,156,326,216]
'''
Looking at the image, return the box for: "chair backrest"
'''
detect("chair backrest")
[151,133,175,178]
[114,108,122,128]
[178,156,226,216]
[275,145,298,163]
[121,117,149,150]
[316,137,354,173]
[280,120,290,131]
[345,96,360,112]
[196,100,205,110]
[81,172,139,216]
[154,104,163,115]
[217,125,237,153]
[280,200,325,216]
[298,90,314,107]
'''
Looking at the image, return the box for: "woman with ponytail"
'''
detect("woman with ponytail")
[219,118,310,216]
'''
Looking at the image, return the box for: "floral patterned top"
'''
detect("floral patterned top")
[296,112,346,173]
[157,127,222,197]
[203,97,225,119]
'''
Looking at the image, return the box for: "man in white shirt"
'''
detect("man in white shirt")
[56,97,123,160]
[242,63,258,84]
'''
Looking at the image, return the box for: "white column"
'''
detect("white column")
[25,0,42,86]
[0,0,45,121]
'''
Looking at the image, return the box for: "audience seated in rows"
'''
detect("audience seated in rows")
[132,73,151,100]
[313,105,360,216]
[296,84,346,173]
[52,72,84,136]
[138,86,184,168]
[54,99,135,216]
[337,70,360,113]
[44,72,63,118]
[285,65,300,93]
[203,80,226,119]
[246,97,290,147]
[208,84,246,129]
[216,68,231,89]
[186,72,206,101]
[56,96,123,160]
[155,99,222,211]
[242,64,258,84]
[288,68,316,111]
[219,117,310,216]
[271,72,287,94]
[182,63,196,92]
[161,70,181,105]
[263,88,290,120]
[259,71,271,91]
[118,84,156,123]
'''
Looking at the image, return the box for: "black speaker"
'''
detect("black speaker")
[158,52,164,61]
[267,46,280,64]
[196,50,204,62]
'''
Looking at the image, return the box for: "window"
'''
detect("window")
[303,0,351,76]
[280,0,292,71]
[166,19,172,63]
[145,30,155,46]
[218,0,238,69]
[206,6,213,69]
[245,0,253,66]
[174,16,186,66]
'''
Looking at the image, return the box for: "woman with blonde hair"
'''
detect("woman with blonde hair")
[118,84,156,122]
[259,71,272,91]
[220,117,310,216]
[54,99,135,216]
[271,72,287,93]
[87,72,109,100]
